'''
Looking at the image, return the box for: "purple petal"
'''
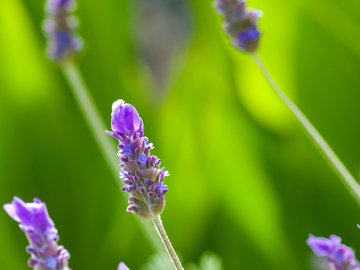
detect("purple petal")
[111,100,143,136]
[4,197,54,233]
[329,235,342,247]
[118,262,130,270]
[49,30,81,60]
[238,28,260,43]
[3,203,20,222]
[307,235,334,256]
[155,183,168,196]
[123,144,133,156]
[334,246,352,264]
[138,154,147,166]
[45,256,58,268]
[12,197,35,226]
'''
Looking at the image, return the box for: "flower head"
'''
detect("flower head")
[307,234,360,270]
[214,0,262,52]
[4,197,70,270]
[107,100,168,218]
[44,0,82,61]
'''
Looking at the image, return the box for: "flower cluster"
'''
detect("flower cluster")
[3,197,70,270]
[107,100,169,218]
[214,0,262,52]
[44,0,82,61]
[307,234,360,270]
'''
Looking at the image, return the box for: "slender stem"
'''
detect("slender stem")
[60,61,164,252]
[61,61,119,180]
[152,215,184,270]
[252,53,360,205]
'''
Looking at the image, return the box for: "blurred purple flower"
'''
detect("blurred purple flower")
[44,0,82,61]
[214,0,262,52]
[107,100,168,218]
[118,262,130,270]
[4,197,70,270]
[307,234,360,270]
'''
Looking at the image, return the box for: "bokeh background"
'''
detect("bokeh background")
[1,0,360,269]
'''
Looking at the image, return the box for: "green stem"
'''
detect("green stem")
[60,61,164,252]
[252,53,360,205]
[61,62,119,180]
[152,215,184,270]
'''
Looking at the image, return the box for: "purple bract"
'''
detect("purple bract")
[307,234,360,270]
[110,100,144,137]
[214,0,262,52]
[4,197,70,270]
[107,100,168,218]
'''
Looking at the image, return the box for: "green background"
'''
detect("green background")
[1,0,360,269]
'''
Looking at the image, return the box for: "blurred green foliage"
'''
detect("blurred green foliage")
[1,0,360,269]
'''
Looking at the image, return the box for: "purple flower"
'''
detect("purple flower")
[107,100,168,218]
[118,262,130,270]
[307,234,360,270]
[44,0,82,61]
[214,0,262,52]
[4,197,71,270]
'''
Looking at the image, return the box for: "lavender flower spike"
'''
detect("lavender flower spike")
[307,234,360,270]
[3,197,71,270]
[44,0,82,61]
[118,262,130,270]
[106,100,169,218]
[214,0,262,52]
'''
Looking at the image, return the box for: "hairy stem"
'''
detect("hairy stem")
[252,53,360,205]
[60,61,164,252]
[152,215,184,270]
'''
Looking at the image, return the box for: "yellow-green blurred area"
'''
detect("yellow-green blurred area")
[1,0,360,269]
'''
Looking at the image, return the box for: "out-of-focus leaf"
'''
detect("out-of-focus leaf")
[294,0,360,58]
[196,252,223,270]
[0,213,25,269]
[141,252,174,270]
[0,0,54,106]
[134,0,192,95]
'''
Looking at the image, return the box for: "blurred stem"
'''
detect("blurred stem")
[60,61,164,252]
[252,53,360,206]
[61,61,118,179]
[152,215,184,270]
